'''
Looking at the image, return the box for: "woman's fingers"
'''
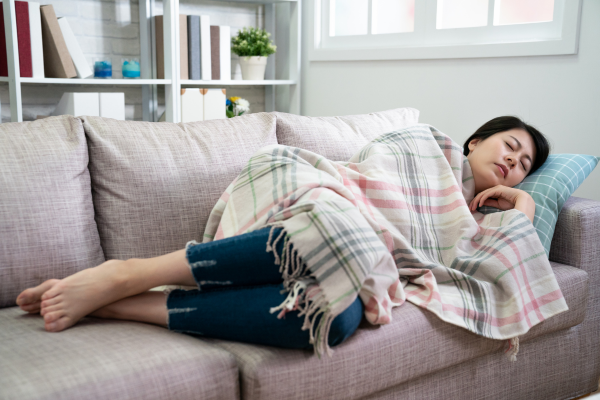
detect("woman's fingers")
[482,198,500,208]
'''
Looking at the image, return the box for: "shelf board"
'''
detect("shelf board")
[0,77,296,86]
[207,0,297,3]
[181,79,296,86]
[0,77,172,85]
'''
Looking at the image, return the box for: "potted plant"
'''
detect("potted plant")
[231,27,277,81]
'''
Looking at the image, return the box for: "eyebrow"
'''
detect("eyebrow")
[509,135,533,166]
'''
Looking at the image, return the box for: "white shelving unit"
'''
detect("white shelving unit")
[1,0,301,123]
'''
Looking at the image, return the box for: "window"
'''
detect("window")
[309,0,582,61]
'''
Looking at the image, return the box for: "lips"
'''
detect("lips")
[495,163,508,178]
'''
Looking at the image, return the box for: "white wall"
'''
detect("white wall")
[0,0,266,122]
[301,0,600,201]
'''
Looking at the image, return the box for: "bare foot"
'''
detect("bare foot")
[39,260,134,332]
[16,279,60,314]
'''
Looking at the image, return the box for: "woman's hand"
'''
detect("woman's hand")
[469,185,536,223]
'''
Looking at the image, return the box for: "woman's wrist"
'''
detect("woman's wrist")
[514,191,535,223]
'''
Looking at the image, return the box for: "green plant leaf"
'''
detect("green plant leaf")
[231,27,277,57]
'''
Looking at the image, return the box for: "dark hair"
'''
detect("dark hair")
[463,116,550,176]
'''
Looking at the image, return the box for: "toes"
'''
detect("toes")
[41,281,64,301]
[43,310,65,324]
[20,301,41,313]
[40,304,62,317]
[17,279,60,305]
[41,296,61,309]
[45,315,74,332]
[16,288,36,306]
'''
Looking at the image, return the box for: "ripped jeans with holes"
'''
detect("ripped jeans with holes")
[166,227,364,350]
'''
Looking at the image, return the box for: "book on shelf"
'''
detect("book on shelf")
[186,14,212,81]
[40,4,76,78]
[179,14,188,80]
[219,26,231,81]
[51,92,125,120]
[57,17,92,79]
[0,1,33,77]
[28,2,44,78]
[187,16,200,80]
[210,25,220,80]
[155,14,189,80]
[199,15,211,80]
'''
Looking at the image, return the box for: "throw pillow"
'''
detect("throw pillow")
[274,108,420,161]
[479,154,600,256]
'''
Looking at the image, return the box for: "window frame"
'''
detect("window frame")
[308,0,583,61]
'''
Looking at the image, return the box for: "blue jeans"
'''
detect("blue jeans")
[166,227,364,349]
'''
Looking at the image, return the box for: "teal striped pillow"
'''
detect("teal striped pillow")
[479,154,599,256]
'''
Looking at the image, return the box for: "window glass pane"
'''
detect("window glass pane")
[330,0,369,36]
[493,0,554,26]
[436,0,489,30]
[372,0,415,35]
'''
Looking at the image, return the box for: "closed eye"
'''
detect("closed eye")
[506,142,527,171]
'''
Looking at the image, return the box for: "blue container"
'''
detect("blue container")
[122,59,140,78]
[94,60,112,78]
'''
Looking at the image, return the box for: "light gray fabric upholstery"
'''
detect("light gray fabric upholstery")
[0,116,105,308]
[208,262,587,400]
[549,196,600,398]
[273,108,420,161]
[363,323,599,400]
[0,307,239,400]
[81,113,277,261]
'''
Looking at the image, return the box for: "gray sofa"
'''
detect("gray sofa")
[1,109,598,400]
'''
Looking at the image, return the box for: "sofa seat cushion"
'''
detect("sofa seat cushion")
[209,262,587,400]
[0,307,239,400]
[0,116,105,308]
[274,108,419,161]
[80,113,277,261]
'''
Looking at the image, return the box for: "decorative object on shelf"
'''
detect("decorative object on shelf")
[204,88,226,120]
[51,92,125,120]
[231,27,276,81]
[226,96,250,118]
[94,59,112,79]
[181,88,204,122]
[122,58,140,78]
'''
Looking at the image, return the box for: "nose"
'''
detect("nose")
[506,156,516,169]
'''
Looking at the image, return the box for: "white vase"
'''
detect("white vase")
[239,56,268,80]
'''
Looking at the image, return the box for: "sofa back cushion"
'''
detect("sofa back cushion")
[274,108,419,161]
[0,116,105,308]
[81,113,277,261]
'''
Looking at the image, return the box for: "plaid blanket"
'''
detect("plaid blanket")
[202,124,568,358]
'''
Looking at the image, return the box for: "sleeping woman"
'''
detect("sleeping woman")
[15,115,551,353]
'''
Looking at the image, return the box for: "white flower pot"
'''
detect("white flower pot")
[239,56,268,81]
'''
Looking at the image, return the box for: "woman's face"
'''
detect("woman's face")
[467,128,536,194]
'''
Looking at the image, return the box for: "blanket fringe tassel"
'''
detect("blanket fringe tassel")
[505,336,520,362]
[266,224,335,357]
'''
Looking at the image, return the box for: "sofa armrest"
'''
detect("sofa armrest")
[549,196,600,270]
[549,196,600,323]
